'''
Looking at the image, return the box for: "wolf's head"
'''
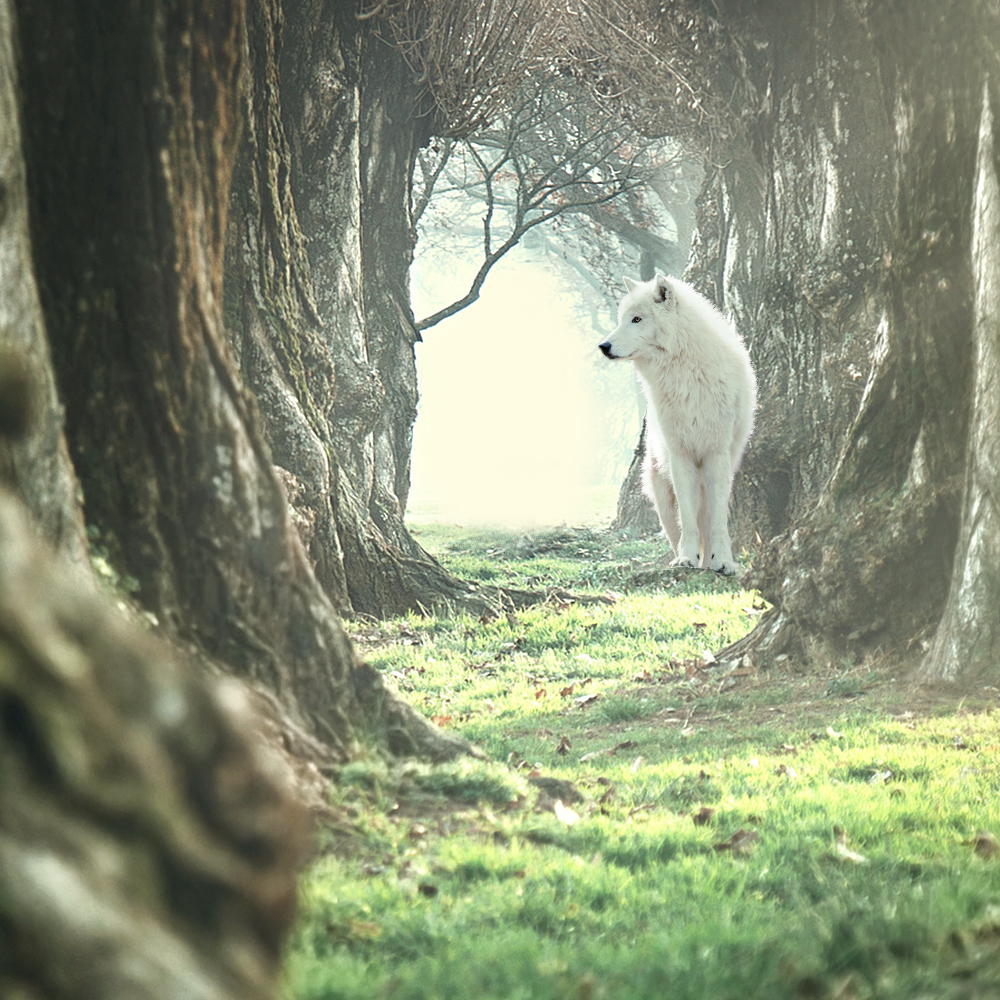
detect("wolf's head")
[598,273,676,362]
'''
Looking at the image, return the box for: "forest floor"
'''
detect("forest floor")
[284,524,1000,1000]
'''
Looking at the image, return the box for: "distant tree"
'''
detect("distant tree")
[411,77,684,334]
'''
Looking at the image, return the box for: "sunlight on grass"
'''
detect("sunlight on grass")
[286,524,1000,1000]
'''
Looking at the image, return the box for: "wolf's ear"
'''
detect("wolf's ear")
[653,273,674,306]
[623,276,639,293]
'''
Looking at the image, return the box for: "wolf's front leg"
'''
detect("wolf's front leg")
[668,451,702,568]
[701,451,737,575]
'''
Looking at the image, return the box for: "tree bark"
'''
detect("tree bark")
[708,0,1000,681]
[224,0,477,619]
[920,81,1000,682]
[226,0,351,615]
[0,0,87,572]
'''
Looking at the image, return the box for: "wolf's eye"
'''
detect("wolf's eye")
[631,316,641,324]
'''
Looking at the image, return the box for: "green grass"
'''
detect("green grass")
[286,524,1000,1000]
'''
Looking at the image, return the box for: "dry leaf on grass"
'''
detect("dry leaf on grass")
[970,830,1000,859]
[713,829,759,856]
[578,740,636,762]
[692,806,715,826]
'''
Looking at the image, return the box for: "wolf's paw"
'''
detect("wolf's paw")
[669,555,699,570]
[709,557,738,576]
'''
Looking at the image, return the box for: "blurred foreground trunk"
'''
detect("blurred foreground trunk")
[0,476,305,1000]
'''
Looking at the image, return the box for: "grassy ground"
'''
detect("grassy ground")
[285,524,1000,1000]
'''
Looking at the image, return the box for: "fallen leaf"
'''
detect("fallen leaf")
[431,715,452,728]
[575,692,600,708]
[342,919,382,941]
[628,803,655,818]
[827,726,844,739]
[560,684,575,697]
[578,740,637,762]
[631,756,645,772]
[556,735,572,756]
[714,829,759,856]
[971,831,1000,859]
[692,621,708,631]
[693,806,715,826]
[535,687,547,700]
[775,763,797,778]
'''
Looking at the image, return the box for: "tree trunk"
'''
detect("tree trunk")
[611,420,661,536]
[2,5,302,991]
[225,0,478,619]
[709,0,1000,681]
[0,0,87,573]
[13,0,474,760]
[226,0,352,615]
[920,81,1000,682]
[0,486,304,1000]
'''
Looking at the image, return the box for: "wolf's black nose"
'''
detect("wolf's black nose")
[599,342,615,358]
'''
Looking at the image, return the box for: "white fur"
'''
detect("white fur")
[600,273,756,575]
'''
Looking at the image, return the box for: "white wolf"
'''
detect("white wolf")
[599,273,756,575]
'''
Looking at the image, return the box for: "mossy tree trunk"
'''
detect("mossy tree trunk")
[13,0,472,760]
[227,0,476,619]
[708,0,1000,681]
